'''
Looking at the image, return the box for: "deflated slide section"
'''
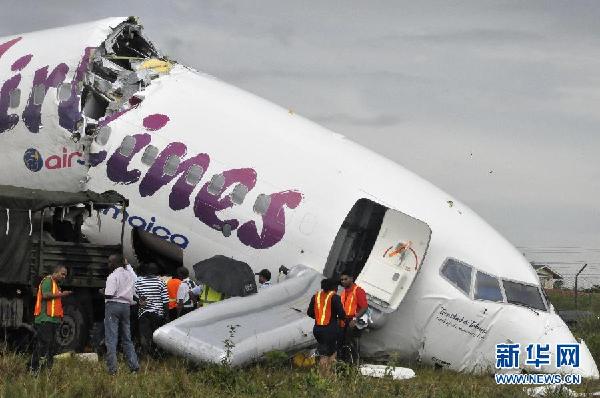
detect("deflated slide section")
[153,266,322,366]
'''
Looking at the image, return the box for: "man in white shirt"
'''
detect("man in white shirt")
[257,269,272,290]
[175,267,198,317]
[104,253,139,375]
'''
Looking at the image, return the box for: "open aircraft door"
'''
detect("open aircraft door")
[356,208,431,312]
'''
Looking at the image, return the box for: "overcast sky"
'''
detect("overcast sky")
[1,1,598,279]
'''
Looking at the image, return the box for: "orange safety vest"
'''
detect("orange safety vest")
[167,278,182,310]
[341,285,359,317]
[314,290,334,326]
[33,276,64,318]
[340,284,360,327]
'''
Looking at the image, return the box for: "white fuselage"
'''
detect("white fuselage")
[0,18,596,377]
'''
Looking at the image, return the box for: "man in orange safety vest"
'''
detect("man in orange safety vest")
[307,278,346,376]
[166,275,182,320]
[339,271,368,348]
[29,265,72,372]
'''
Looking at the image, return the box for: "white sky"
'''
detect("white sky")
[1,1,598,281]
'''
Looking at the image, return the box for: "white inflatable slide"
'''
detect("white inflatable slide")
[153,266,322,366]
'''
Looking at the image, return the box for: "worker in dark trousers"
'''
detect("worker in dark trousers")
[307,278,346,376]
[338,271,368,360]
[134,263,169,358]
[29,265,72,372]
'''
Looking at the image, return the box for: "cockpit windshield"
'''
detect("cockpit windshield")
[502,280,547,311]
[440,257,548,312]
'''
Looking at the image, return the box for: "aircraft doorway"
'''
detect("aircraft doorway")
[132,227,183,276]
[325,198,431,311]
[324,198,386,281]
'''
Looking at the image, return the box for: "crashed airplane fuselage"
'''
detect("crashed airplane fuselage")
[0,17,596,378]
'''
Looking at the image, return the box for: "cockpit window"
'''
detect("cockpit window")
[503,280,546,311]
[441,258,472,296]
[474,271,503,302]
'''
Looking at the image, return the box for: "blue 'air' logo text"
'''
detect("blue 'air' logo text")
[102,206,189,249]
[23,147,84,172]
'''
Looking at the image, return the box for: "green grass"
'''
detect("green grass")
[1,290,599,398]
[546,290,600,362]
[545,289,600,313]
[0,350,537,398]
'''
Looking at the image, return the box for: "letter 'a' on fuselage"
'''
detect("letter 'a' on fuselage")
[0,17,597,378]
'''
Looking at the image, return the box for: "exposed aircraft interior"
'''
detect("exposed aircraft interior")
[132,227,183,276]
[60,18,170,144]
[324,198,386,280]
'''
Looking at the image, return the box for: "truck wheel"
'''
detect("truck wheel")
[56,303,87,352]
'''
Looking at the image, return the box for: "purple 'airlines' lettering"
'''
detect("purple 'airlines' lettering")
[139,141,210,210]
[89,151,108,167]
[22,63,69,133]
[143,113,169,131]
[0,74,21,134]
[106,134,151,184]
[194,168,257,231]
[105,113,169,183]
[58,47,93,132]
[90,100,145,166]
[11,54,32,72]
[237,190,303,249]
[100,109,303,249]
[0,37,21,59]
[0,37,23,134]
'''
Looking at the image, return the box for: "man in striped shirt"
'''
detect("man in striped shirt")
[134,262,169,357]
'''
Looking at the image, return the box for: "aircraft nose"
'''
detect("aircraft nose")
[532,317,599,379]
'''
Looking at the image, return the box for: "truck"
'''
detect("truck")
[0,185,128,352]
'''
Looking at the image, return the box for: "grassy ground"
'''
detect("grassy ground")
[546,289,600,313]
[3,348,600,398]
[0,350,542,398]
[1,290,598,398]
[546,290,600,370]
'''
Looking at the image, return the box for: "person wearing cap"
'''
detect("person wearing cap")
[257,269,272,290]
[307,278,346,376]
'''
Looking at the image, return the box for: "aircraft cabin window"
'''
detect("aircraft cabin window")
[9,89,20,109]
[95,126,111,146]
[58,83,72,102]
[207,174,225,195]
[230,184,249,205]
[141,145,159,166]
[440,258,472,296]
[253,194,271,215]
[118,136,136,157]
[503,281,546,311]
[474,271,503,302]
[33,84,45,106]
[186,165,204,186]
[163,155,181,177]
